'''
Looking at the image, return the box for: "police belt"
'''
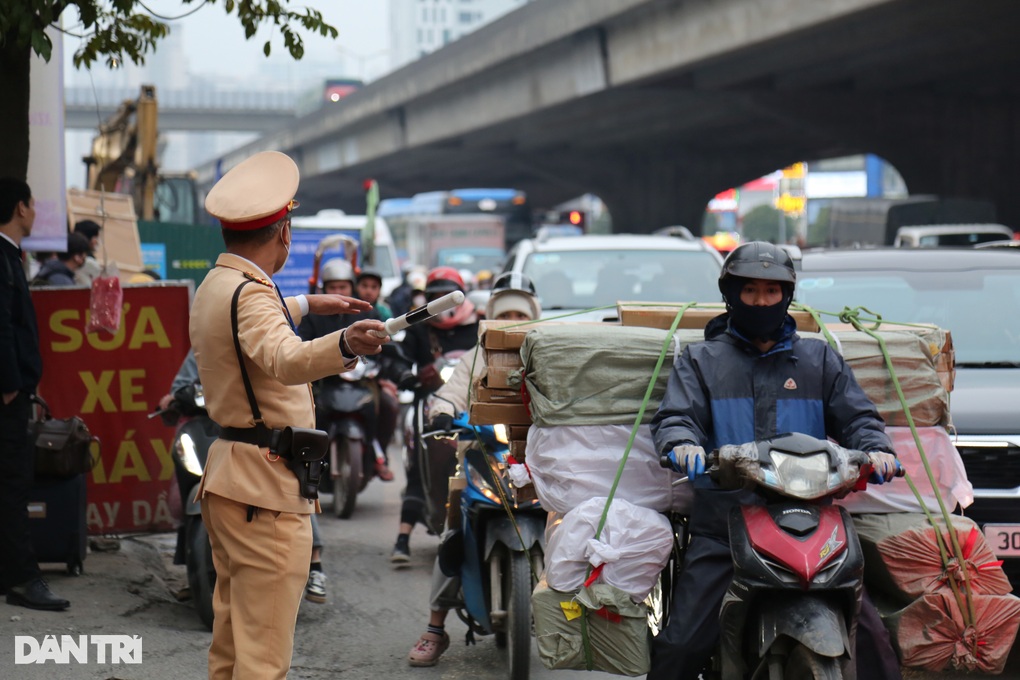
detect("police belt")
[220,425,285,454]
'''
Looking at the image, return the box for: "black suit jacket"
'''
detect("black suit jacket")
[0,238,42,394]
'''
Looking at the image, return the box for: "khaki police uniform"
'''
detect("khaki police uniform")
[191,151,355,680]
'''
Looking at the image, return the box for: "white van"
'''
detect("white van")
[893,223,1014,247]
[278,209,402,299]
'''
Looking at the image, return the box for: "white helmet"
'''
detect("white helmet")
[321,258,355,285]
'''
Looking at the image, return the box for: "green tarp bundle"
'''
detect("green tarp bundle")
[532,577,651,676]
[519,323,949,428]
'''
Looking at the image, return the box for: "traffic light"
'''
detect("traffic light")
[560,209,586,230]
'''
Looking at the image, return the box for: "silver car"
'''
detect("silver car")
[501,232,724,322]
[795,247,1020,590]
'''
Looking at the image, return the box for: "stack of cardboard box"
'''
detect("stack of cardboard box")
[469,320,544,502]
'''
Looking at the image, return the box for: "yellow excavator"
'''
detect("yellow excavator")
[82,84,201,224]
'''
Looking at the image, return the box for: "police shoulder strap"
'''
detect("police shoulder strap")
[230,279,269,434]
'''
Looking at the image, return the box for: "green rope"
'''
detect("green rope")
[579,303,695,670]
[836,306,976,631]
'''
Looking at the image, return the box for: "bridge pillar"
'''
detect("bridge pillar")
[589,152,722,236]
[875,97,1020,231]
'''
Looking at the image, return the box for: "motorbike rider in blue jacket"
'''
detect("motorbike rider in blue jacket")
[649,241,902,680]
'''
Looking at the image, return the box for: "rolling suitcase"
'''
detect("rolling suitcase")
[27,473,88,575]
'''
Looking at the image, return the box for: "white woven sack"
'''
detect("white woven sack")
[526,424,693,515]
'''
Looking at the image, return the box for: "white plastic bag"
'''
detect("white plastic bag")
[525,424,692,515]
[836,426,973,514]
[545,496,673,602]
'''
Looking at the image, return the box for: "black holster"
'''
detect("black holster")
[274,426,329,501]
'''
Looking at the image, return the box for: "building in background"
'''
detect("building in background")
[389,0,531,69]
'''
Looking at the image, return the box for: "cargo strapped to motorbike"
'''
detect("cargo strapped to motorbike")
[226,279,328,501]
[794,301,1020,673]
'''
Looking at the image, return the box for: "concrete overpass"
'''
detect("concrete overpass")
[192,0,1020,232]
[65,86,298,132]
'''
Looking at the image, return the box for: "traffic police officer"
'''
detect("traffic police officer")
[191,151,388,679]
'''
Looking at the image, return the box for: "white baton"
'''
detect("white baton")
[368,290,465,338]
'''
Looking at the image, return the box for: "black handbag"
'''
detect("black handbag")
[29,395,99,478]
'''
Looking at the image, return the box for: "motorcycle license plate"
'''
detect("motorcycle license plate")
[983,524,1020,557]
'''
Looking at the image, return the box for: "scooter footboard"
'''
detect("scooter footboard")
[757,593,850,659]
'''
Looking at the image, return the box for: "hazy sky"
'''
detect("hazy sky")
[62,0,392,85]
[61,1,392,182]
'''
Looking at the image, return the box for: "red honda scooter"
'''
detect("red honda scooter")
[662,432,901,679]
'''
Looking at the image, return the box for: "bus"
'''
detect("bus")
[383,188,533,250]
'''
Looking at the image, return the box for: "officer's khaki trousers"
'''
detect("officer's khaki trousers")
[202,493,311,680]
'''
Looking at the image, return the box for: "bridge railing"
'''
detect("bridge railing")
[64,86,300,112]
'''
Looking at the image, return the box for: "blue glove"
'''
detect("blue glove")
[867,452,900,485]
[667,444,706,480]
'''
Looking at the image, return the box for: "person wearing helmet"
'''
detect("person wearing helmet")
[648,242,901,680]
[318,257,357,296]
[406,272,541,667]
[474,269,494,291]
[296,257,394,604]
[355,266,401,488]
[356,267,392,321]
[387,263,425,318]
[390,266,480,565]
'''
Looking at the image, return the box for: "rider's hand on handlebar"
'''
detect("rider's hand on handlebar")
[428,413,454,433]
[867,452,900,484]
[668,444,706,480]
[417,364,443,392]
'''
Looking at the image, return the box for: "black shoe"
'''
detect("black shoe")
[6,578,70,611]
[391,539,411,565]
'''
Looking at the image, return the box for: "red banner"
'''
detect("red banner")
[32,284,191,534]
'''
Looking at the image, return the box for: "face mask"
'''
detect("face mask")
[728,299,790,340]
[274,227,292,274]
[723,278,792,341]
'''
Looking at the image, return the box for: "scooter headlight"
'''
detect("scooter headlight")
[440,365,457,382]
[466,461,502,505]
[767,451,832,499]
[176,433,204,477]
[493,424,509,445]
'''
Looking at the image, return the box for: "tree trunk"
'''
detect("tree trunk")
[0,31,31,180]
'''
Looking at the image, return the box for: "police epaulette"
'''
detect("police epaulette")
[243,271,273,287]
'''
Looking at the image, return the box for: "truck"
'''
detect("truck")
[384,213,506,273]
[818,196,999,247]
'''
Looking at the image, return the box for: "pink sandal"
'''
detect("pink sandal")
[408,630,450,667]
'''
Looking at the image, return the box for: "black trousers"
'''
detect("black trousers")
[647,481,902,680]
[0,391,41,588]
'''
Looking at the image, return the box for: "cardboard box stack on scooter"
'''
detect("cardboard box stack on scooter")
[472,303,1011,674]
[616,302,1019,674]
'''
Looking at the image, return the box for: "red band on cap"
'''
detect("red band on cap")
[220,205,289,231]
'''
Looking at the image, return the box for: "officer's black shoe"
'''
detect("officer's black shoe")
[6,578,70,611]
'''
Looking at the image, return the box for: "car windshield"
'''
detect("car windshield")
[523,249,721,310]
[435,248,505,274]
[796,268,1020,365]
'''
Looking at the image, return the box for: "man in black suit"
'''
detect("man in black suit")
[0,178,69,611]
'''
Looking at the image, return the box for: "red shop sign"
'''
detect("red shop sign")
[32,284,191,534]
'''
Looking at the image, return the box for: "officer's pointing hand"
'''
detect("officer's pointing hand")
[345,320,389,355]
[307,294,372,315]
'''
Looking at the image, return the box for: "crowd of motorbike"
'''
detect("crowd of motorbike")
[148,251,920,680]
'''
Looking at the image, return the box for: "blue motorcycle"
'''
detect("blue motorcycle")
[425,412,546,680]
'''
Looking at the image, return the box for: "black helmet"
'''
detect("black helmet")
[718,241,796,295]
[356,266,384,284]
[490,271,536,296]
